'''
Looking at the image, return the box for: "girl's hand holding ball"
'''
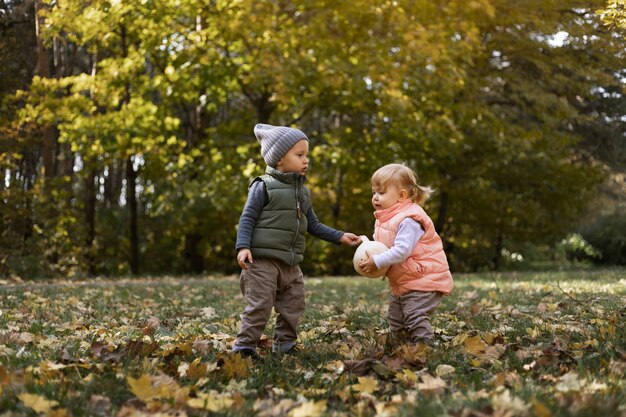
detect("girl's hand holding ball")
[353,236,389,278]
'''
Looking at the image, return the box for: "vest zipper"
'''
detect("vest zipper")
[290,175,302,265]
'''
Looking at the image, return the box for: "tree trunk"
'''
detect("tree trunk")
[85,169,97,275]
[492,233,504,271]
[184,233,204,273]
[126,156,139,275]
[119,25,139,275]
[34,0,56,182]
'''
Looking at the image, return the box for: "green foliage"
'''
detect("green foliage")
[1,0,624,277]
[597,0,626,32]
[560,233,602,262]
[580,207,626,265]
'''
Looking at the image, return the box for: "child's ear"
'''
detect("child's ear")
[399,189,409,200]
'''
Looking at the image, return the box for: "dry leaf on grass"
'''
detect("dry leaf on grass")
[18,393,59,414]
[288,400,327,417]
[417,374,446,396]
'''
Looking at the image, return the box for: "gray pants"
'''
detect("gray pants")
[234,258,305,353]
[388,290,442,342]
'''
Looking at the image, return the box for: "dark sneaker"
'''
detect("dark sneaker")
[273,345,300,355]
[236,348,263,363]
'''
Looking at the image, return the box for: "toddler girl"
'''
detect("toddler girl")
[359,163,453,344]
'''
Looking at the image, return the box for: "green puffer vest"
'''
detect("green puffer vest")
[249,167,311,266]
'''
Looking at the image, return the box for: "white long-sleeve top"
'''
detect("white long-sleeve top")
[372,218,425,270]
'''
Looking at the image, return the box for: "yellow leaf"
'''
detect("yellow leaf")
[222,353,250,379]
[185,358,208,379]
[40,361,67,371]
[417,374,446,396]
[400,343,429,365]
[352,376,379,394]
[127,374,160,402]
[289,400,327,417]
[187,391,234,412]
[462,336,487,355]
[324,360,345,374]
[48,409,69,417]
[395,369,418,386]
[18,393,59,414]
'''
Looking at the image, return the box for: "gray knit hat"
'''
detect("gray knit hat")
[254,123,309,167]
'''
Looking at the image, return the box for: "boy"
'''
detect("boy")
[234,123,361,360]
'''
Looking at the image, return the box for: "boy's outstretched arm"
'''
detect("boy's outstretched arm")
[306,206,361,246]
[340,233,362,246]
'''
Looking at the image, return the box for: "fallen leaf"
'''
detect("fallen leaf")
[254,398,298,417]
[555,372,585,393]
[400,343,429,365]
[396,369,418,387]
[221,353,250,379]
[462,336,487,355]
[383,356,404,372]
[435,364,456,377]
[186,358,208,379]
[352,376,379,394]
[16,332,35,345]
[201,307,216,319]
[344,359,375,376]
[324,360,345,374]
[18,393,59,413]
[187,391,234,412]
[127,374,160,402]
[417,374,446,396]
[178,362,190,378]
[492,389,529,415]
[192,339,210,355]
[477,344,506,364]
[289,400,327,417]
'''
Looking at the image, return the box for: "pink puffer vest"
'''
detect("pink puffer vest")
[374,201,453,296]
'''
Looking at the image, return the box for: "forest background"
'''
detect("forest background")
[1,0,625,279]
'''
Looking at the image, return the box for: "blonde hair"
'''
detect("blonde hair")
[371,163,434,205]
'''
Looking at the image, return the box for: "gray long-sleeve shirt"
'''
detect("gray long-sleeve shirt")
[372,218,425,269]
[236,180,343,251]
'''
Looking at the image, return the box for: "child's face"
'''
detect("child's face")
[371,184,407,210]
[276,140,309,174]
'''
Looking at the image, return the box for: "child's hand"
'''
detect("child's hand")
[237,249,253,270]
[358,251,378,274]
[340,233,362,247]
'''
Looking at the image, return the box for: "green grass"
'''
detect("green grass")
[0,269,624,416]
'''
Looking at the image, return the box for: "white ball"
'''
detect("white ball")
[353,236,389,278]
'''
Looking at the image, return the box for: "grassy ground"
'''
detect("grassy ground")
[0,269,624,416]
